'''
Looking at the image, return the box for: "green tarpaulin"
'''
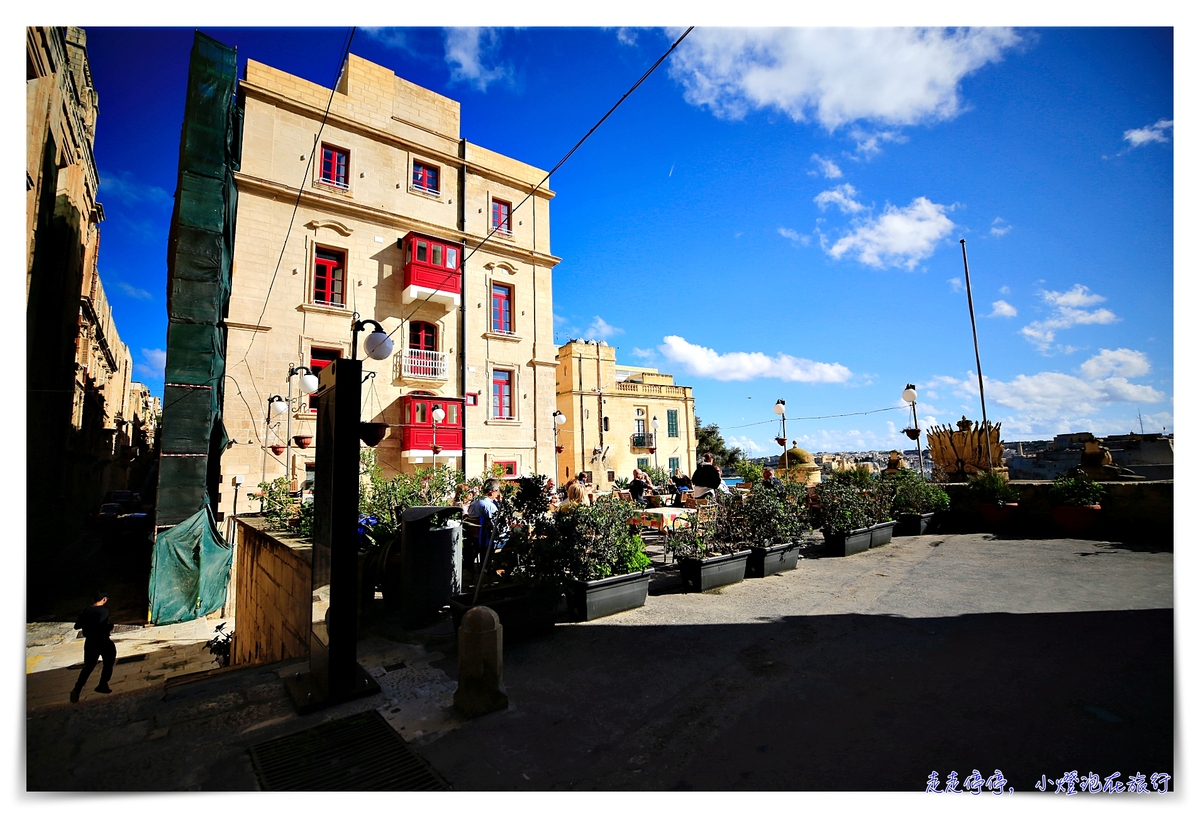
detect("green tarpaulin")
[148,505,232,625]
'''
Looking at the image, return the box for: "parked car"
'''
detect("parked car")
[96,503,124,522]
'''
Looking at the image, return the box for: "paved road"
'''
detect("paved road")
[26,533,1173,792]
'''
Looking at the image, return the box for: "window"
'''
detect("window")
[494,460,518,478]
[313,247,346,306]
[667,409,679,438]
[492,369,513,419]
[319,144,349,189]
[412,161,439,194]
[409,321,437,351]
[308,348,341,412]
[602,417,610,432]
[491,198,511,234]
[465,392,479,407]
[635,418,646,436]
[637,458,650,470]
[669,457,680,473]
[491,283,513,334]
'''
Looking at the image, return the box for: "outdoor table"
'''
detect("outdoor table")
[633,507,692,533]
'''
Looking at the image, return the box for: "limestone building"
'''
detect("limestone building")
[554,340,696,491]
[221,53,560,514]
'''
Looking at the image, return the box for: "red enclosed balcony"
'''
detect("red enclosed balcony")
[396,394,464,461]
[399,231,462,308]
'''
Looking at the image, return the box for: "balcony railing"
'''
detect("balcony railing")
[395,348,448,380]
[631,432,657,449]
[615,381,688,397]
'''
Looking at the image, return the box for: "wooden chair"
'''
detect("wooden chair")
[616,489,633,502]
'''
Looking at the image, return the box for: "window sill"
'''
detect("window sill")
[486,417,521,426]
[408,185,443,201]
[313,179,353,197]
[484,331,523,343]
[300,302,351,317]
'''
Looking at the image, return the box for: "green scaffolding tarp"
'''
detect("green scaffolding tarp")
[148,505,232,625]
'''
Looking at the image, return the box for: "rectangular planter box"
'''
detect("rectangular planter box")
[869,521,896,548]
[895,512,936,536]
[680,550,752,592]
[822,527,872,557]
[449,584,558,639]
[745,542,801,578]
[564,569,654,621]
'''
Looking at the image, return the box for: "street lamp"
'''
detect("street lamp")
[283,364,319,491]
[650,415,660,470]
[774,400,788,470]
[431,404,445,470]
[901,383,925,479]
[552,409,567,479]
[261,394,288,488]
[351,316,393,361]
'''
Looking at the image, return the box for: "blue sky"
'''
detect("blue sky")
[78,23,1174,454]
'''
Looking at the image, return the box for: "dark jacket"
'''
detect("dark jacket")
[628,478,649,502]
[74,605,112,641]
[692,463,722,490]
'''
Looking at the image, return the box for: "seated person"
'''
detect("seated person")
[762,468,784,491]
[691,454,722,499]
[671,469,693,507]
[560,481,589,510]
[627,469,655,506]
[465,478,502,570]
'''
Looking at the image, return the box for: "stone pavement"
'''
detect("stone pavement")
[25,533,1175,792]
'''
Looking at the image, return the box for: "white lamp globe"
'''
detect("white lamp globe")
[364,331,394,361]
[269,399,288,416]
[902,386,918,404]
[431,405,446,424]
[554,411,567,426]
[651,416,660,430]
[298,372,320,395]
[773,400,786,415]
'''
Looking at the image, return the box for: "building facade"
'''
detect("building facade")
[220,54,560,515]
[554,340,696,491]
[27,27,148,569]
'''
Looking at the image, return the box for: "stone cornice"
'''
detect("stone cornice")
[233,171,562,270]
[239,81,554,201]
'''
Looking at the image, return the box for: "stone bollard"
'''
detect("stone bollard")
[453,605,509,718]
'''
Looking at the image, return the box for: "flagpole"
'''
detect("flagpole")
[960,239,994,471]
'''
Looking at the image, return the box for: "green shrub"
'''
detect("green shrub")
[812,479,875,535]
[734,460,764,485]
[884,469,951,515]
[1049,474,1105,507]
[966,470,1019,505]
[255,477,295,532]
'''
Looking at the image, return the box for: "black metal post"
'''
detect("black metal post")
[959,239,994,471]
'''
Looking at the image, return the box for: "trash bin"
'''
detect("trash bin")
[392,506,462,629]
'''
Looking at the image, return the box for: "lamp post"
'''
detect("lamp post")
[262,394,288,488]
[351,315,394,362]
[902,383,925,479]
[959,239,994,471]
[430,404,445,470]
[774,400,788,471]
[649,415,660,471]
[552,409,567,479]
[283,365,320,491]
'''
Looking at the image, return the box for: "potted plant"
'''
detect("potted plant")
[667,491,748,585]
[1049,472,1105,538]
[885,469,951,535]
[737,482,808,577]
[812,478,874,556]
[550,495,654,620]
[269,444,286,456]
[966,470,1019,528]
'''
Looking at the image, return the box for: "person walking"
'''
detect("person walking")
[70,591,116,703]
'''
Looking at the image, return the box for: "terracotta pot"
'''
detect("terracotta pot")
[269,445,285,456]
[359,422,389,446]
[977,502,1018,528]
[1052,504,1102,538]
[555,445,564,454]
[292,435,313,449]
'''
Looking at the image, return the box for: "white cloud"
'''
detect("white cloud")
[362,27,413,53]
[445,28,510,91]
[1020,285,1118,351]
[658,335,852,383]
[777,226,810,245]
[100,170,172,209]
[631,347,656,361]
[1079,348,1151,380]
[810,154,843,178]
[115,281,153,301]
[727,435,765,454]
[849,128,907,157]
[1123,118,1173,148]
[586,316,624,340]
[667,28,1019,130]
[615,28,638,46]
[948,277,963,293]
[999,285,1010,294]
[135,348,167,380]
[990,217,1011,237]
[825,197,955,269]
[814,184,866,214]
[989,300,1017,318]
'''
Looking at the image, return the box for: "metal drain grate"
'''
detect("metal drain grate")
[248,709,451,791]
